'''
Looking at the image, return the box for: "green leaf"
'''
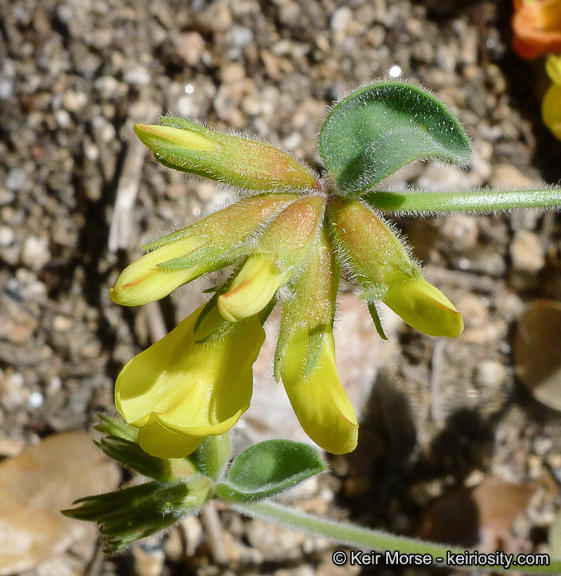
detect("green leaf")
[215,440,325,503]
[319,81,471,195]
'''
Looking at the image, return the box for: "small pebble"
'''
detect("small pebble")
[331,6,352,33]
[533,437,553,456]
[0,225,15,246]
[0,78,14,100]
[230,26,254,48]
[441,214,478,250]
[474,361,506,388]
[510,230,545,273]
[28,390,44,408]
[175,32,205,66]
[94,76,120,99]
[21,236,51,271]
[62,90,88,112]
[6,167,28,192]
[124,65,151,86]
[0,187,15,205]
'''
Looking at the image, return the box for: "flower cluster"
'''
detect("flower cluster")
[111,96,465,460]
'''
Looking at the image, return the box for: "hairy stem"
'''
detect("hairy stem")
[365,189,561,214]
[231,500,561,573]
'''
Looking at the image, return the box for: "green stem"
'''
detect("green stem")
[231,500,561,573]
[364,189,561,214]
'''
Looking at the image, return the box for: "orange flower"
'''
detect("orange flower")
[512,0,561,59]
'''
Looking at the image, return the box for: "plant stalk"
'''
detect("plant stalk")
[232,500,561,573]
[366,189,561,214]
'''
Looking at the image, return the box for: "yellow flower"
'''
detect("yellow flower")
[274,227,357,454]
[115,305,265,459]
[280,327,358,454]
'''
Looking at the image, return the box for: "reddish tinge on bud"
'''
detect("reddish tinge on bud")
[110,194,298,306]
[329,198,463,338]
[218,196,326,322]
[135,119,319,192]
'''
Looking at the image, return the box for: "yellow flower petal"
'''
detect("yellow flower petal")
[383,277,464,338]
[218,256,287,322]
[115,305,265,458]
[138,418,205,459]
[281,329,358,454]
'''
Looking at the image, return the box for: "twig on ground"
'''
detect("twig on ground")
[201,502,230,566]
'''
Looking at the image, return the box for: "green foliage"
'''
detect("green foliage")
[319,81,471,195]
[216,440,325,503]
[63,478,212,553]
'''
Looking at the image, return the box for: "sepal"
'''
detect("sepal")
[62,477,212,553]
[189,434,230,480]
[274,226,338,381]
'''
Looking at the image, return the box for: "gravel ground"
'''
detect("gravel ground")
[2,0,561,575]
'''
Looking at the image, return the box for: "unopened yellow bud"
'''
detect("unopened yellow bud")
[110,235,208,306]
[110,194,298,307]
[135,119,319,192]
[383,277,464,338]
[218,256,288,322]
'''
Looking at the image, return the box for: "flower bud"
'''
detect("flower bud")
[110,194,297,306]
[329,198,463,338]
[383,276,464,338]
[218,196,326,322]
[135,119,319,192]
[328,197,419,293]
[218,256,290,322]
[274,228,358,455]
